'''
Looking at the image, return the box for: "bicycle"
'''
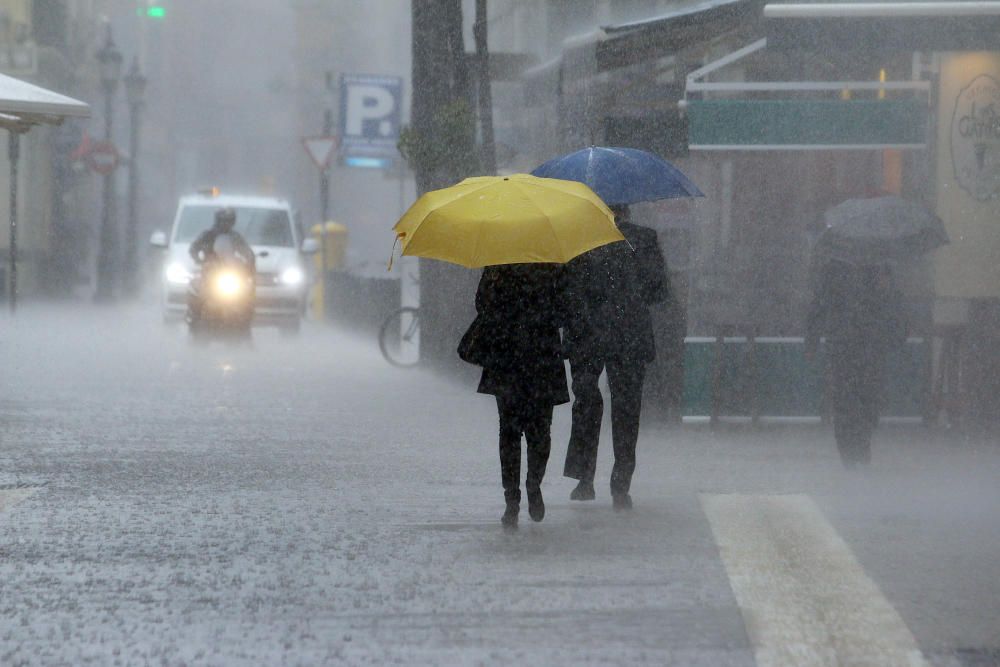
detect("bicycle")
[379,306,421,368]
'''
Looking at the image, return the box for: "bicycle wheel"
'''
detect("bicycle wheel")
[379,306,421,368]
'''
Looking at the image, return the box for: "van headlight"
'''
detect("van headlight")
[165,263,193,284]
[280,266,304,286]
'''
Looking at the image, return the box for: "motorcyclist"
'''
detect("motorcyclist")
[189,207,256,270]
[187,208,256,328]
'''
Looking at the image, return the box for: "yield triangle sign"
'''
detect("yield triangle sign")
[302,136,338,169]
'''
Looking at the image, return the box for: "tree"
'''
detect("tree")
[404,0,483,367]
[405,0,477,195]
[473,0,496,175]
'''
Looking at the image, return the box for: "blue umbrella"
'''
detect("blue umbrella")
[531,146,703,206]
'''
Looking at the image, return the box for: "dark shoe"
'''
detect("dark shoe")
[612,493,633,511]
[527,486,545,522]
[501,502,519,530]
[570,480,595,501]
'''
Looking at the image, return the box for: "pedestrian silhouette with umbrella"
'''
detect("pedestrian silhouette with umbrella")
[392,174,623,529]
[806,194,948,467]
[532,146,702,509]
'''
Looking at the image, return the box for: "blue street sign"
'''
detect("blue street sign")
[339,73,403,168]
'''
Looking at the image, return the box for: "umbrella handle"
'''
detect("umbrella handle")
[387,234,401,272]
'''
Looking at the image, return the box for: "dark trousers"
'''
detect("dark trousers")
[829,340,888,465]
[496,397,553,504]
[563,356,646,495]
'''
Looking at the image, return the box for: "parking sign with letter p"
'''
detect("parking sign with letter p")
[340,74,403,165]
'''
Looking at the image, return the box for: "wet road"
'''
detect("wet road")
[1,306,998,665]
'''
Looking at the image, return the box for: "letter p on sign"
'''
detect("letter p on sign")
[345,85,395,137]
[339,74,403,154]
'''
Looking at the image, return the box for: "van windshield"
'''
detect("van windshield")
[174,206,294,247]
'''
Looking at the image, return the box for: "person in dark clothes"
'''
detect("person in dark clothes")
[806,260,907,467]
[563,205,669,509]
[187,208,257,327]
[188,208,256,270]
[459,264,569,529]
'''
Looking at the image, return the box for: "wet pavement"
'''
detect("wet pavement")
[1,306,998,665]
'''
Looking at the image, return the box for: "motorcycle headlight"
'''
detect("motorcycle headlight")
[280,266,305,286]
[165,263,192,284]
[214,271,244,298]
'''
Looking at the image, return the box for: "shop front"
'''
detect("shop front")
[514,0,1000,424]
[929,52,1000,430]
[684,1,1000,426]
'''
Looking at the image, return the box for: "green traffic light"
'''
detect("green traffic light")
[147,6,165,18]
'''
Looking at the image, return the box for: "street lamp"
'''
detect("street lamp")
[94,24,122,302]
[122,57,147,297]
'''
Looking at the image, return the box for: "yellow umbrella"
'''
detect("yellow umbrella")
[392,173,624,268]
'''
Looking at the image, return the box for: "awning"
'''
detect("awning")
[683,32,932,151]
[603,0,753,34]
[765,1,1000,51]
[595,0,766,71]
[0,71,90,132]
[1,73,89,313]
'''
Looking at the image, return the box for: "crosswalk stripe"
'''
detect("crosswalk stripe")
[0,487,38,513]
[701,493,929,667]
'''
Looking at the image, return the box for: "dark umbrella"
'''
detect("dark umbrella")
[816,196,949,264]
[531,146,703,206]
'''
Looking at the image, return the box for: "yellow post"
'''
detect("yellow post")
[309,221,348,319]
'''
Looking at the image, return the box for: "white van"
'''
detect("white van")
[151,192,318,333]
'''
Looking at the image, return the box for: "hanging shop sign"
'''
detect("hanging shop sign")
[687,99,928,150]
[950,74,1000,201]
[934,54,1000,300]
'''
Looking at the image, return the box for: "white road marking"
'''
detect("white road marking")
[0,487,38,513]
[701,493,929,667]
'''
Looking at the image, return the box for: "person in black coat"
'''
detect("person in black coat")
[563,205,669,509]
[806,260,907,467]
[459,264,569,529]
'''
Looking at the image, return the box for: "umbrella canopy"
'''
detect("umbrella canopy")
[531,146,703,206]
[816,196,949,264]
[393,174,624,268]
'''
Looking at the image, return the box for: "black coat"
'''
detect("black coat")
[563,222,669,365]
[465,264,570,406]
[805,260,907,351]
[189,227,256,270]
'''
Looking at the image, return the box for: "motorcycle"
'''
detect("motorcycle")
[186,258,255,341]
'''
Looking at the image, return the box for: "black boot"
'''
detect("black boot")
[526,485,545,522]
[570,480,595,501]
[502,484,521,529]
[501,500,519,530]
[612,493,633,511]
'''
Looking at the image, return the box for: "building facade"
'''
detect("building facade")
[417,0,1000,427]
[0,0,92,299]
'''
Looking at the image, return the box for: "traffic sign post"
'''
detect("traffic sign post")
[301,132,338,319]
